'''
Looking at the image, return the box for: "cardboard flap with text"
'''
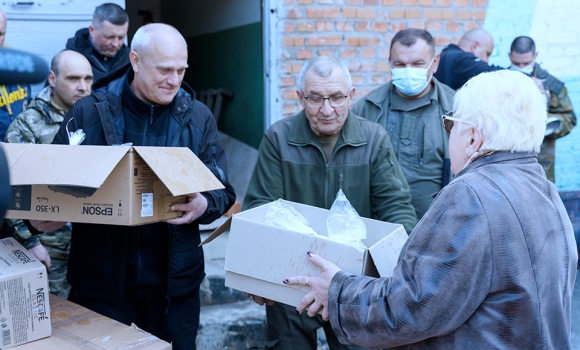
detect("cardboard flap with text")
[3,143,129,188]
[133,146,224,196]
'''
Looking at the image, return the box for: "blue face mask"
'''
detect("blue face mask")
[391,58,435,96]
[510,62,534,75]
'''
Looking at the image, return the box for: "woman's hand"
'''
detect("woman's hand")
[285,252,342,321]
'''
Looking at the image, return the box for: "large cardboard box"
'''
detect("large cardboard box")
[2,143,224,226]
[12,295,171,350]
[0,238,51,349]
[201,200,408,308]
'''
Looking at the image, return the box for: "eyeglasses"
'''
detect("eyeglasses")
[301,93,349,108]
[442,112,474,134]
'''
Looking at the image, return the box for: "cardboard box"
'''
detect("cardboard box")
[0,238,51,349]
[201,200,408,308]
[12,294,171,350]
[2,143,224,226]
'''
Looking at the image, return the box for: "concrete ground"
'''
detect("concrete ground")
[572,270,580,349]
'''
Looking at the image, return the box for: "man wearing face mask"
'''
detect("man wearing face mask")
[353,29,455,220]
[434,27,502,90]
[509,36,576,183]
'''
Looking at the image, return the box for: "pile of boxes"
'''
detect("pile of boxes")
[1,143,409,347]
[1,143,224,348]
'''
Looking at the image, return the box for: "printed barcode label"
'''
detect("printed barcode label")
[3,329,11,346]
[141,193,153,217]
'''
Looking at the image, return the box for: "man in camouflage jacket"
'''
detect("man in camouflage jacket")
[4,50,93,298]
[509,36,577,182]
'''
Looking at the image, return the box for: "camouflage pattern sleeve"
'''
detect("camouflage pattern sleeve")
[5,218,41,249]
[547,86,577,140]
[4,111,37,143]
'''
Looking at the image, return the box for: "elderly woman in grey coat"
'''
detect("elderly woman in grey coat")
[288,70,578,349]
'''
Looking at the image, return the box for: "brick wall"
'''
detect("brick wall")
[275,0,488,121]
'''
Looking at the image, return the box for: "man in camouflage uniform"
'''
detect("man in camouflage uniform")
[5,50,93,298]
[509,36,577,183]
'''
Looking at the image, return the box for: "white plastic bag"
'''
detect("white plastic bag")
[326,189,366,250]
[264,199,318,235]
[68,129,85,145]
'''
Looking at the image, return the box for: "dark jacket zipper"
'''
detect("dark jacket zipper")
[136,233,142,285]
[165,229,172,314]
[142,105,153,145]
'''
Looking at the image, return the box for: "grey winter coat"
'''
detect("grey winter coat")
[329,151,577,349]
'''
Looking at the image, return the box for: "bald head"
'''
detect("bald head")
[458,28,494,63]
[131,23,187,55]
[129,24,188,105]
[48,50,93,112]
[0,8,7,46]
[51,50,90,76]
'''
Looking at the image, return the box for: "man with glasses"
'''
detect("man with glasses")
[243,56,416,350]
[352,28,455,220]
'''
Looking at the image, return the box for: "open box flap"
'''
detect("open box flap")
[3,143,130,188]
[133,146,224,196]
[199,216,232,246]
[367,225,408,277]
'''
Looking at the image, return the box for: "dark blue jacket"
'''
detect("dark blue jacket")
[52,65,236,302]
[66,28,131,83]
[434,44,503,90]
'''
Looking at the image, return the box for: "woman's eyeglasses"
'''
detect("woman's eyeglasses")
[442,112,474,134]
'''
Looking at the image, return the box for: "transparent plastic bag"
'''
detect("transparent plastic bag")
[326,189,367,250]
[265,199,318,235]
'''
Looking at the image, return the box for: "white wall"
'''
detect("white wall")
[528,0,580,79]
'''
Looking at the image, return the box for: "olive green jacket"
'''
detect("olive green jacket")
[352,79,455,219]
[243,110,417,233]
[532,63,577,183]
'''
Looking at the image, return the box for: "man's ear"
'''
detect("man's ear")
[534,51,539,60]
[470,41,479,54]
[431,53,440,74]
[48,70,56,88]
[88,24,95,38]
[297,89,306,109]
[465,126,483,159]
[348,87,356,108]
[129,51,140,73]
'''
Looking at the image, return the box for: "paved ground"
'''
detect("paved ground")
[572,270,580,349]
